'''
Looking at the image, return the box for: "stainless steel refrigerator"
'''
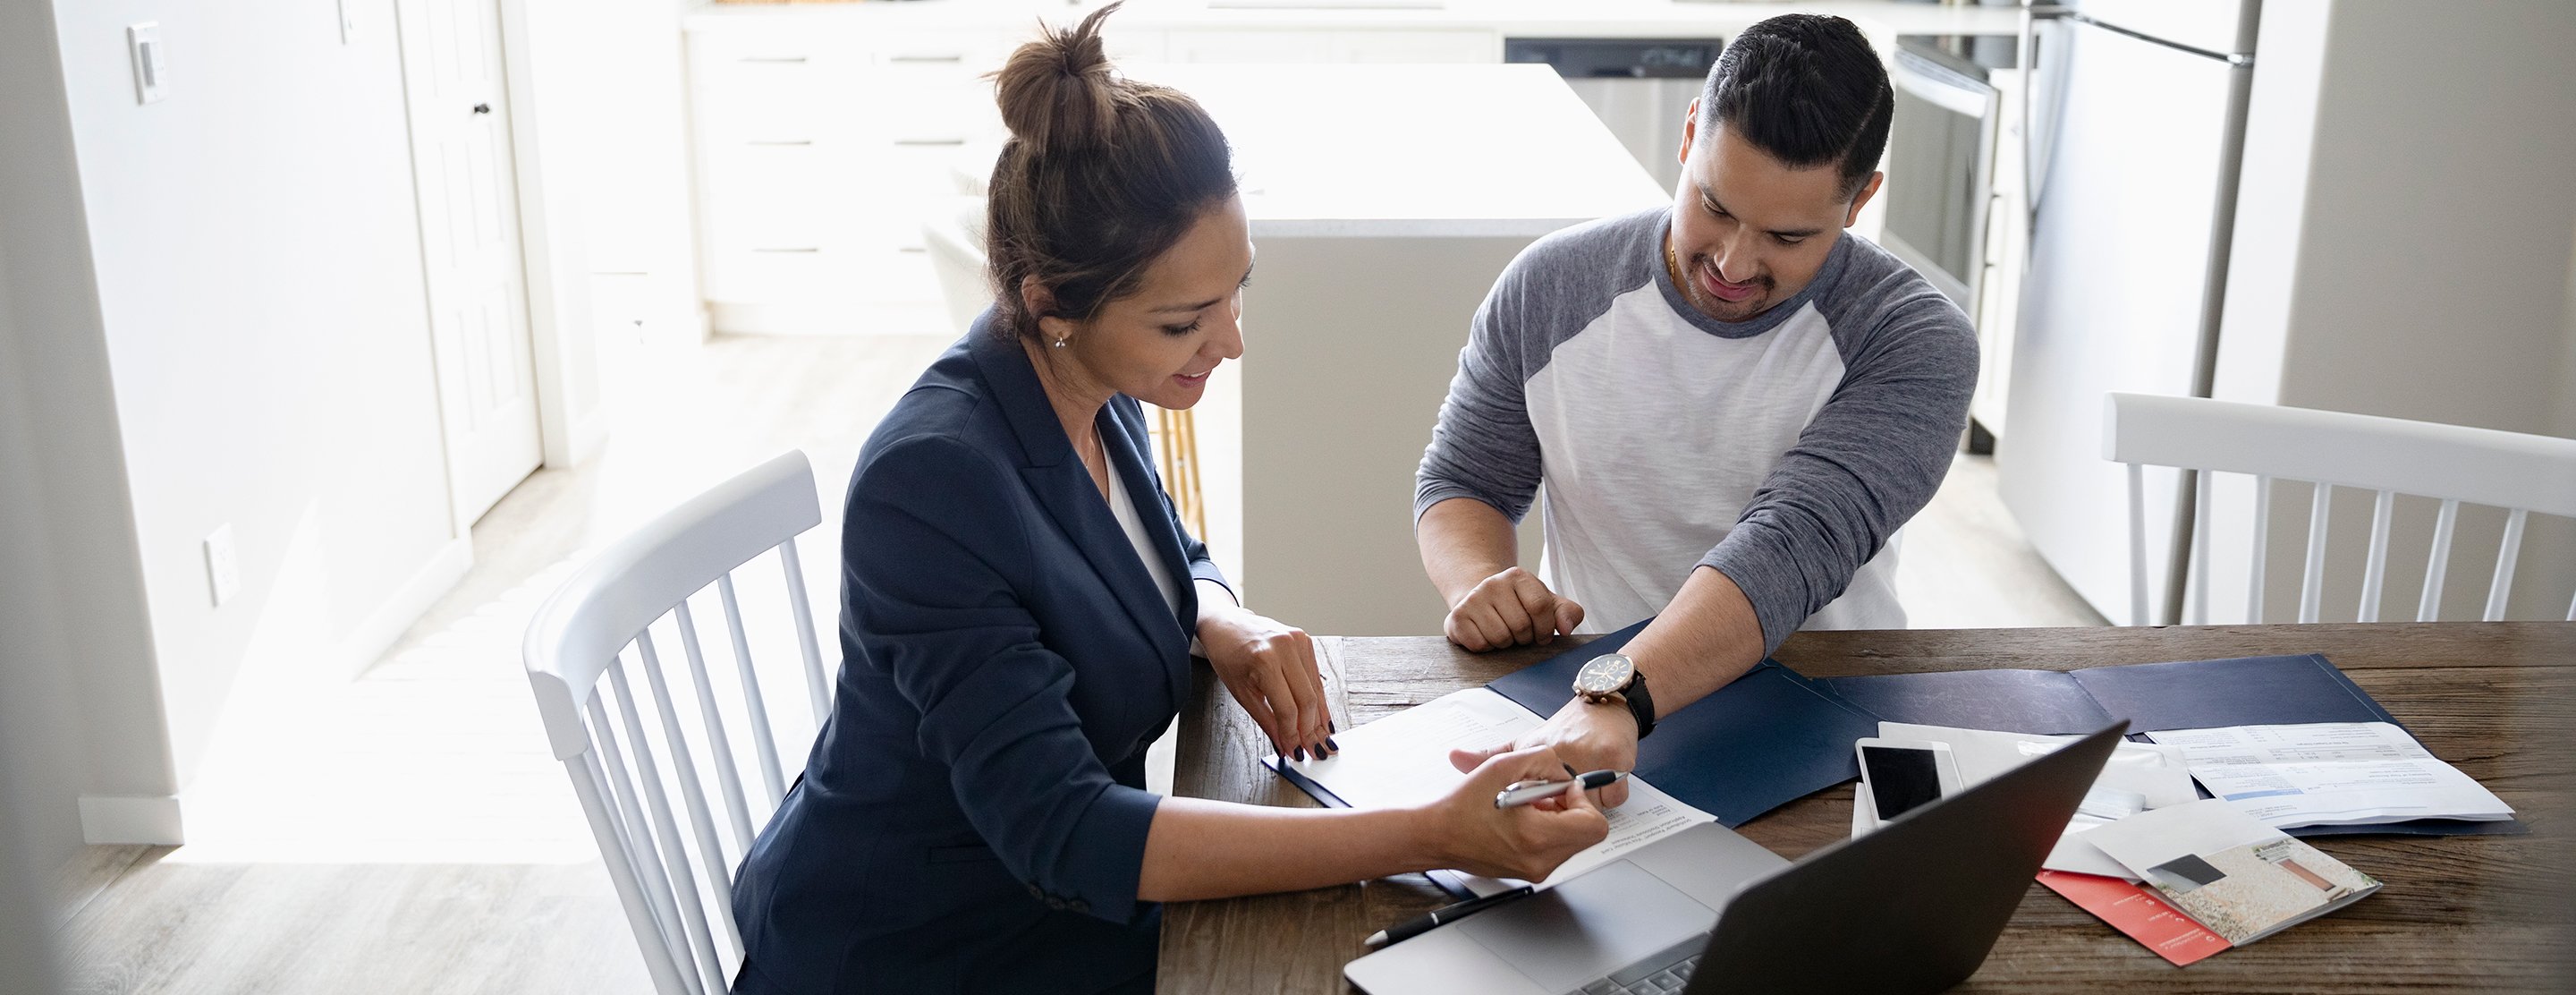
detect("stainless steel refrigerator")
[1997,0,2262,624]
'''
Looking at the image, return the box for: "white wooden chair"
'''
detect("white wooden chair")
[522,452,832,995]
[2104,393,2576,627]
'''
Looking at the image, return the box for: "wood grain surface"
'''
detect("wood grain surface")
[1161,623,2576,994]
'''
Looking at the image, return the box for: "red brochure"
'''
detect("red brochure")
[2037,870,2232,967]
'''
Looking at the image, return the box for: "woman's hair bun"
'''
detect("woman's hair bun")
[992,3,1125,156]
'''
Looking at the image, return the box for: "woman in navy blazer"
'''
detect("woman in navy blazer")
[730,7,1608,993]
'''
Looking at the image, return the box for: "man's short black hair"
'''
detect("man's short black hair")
[1699,14,1894,200]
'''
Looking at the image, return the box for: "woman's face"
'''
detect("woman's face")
[1046,196,1254,412]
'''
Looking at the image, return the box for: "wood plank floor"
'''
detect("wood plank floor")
[55,332,2101,993]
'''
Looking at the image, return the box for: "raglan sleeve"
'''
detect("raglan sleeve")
[1416,255,1546,526]
[1697,291,1979,653]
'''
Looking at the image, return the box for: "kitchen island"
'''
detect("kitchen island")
[1152,61,1665,634]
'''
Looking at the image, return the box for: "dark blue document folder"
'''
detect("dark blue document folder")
[1816,653,2400,735]
[1486,620,1880,828]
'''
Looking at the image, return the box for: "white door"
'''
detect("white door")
[396,0,543,526]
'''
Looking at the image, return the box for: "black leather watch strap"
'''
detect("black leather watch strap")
[1623,670,1656,739]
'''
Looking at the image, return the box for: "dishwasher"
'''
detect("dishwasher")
[1504,37,1728,192]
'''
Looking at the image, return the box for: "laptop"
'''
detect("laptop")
[1345,723,2129,995]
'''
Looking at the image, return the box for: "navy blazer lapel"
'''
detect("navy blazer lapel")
[967,326,1191,666]
[1102,398,1198,631]
[1101,401,1202,713]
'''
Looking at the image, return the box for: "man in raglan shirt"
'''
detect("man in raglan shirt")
[1416,14,1976,804]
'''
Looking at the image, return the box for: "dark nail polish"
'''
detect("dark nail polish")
[1326,736,1342,752]
[1328,719,1338,734]
[1293,747,1307,761]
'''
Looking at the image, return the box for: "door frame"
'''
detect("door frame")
[495,0,607,477]
[396,0,607,537]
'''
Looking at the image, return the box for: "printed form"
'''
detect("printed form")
[2144,722,2513,829]
[1274,687,1716,896]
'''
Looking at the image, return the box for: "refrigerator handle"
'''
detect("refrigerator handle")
[2021,4,2072,233]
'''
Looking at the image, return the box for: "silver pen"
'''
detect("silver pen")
[1493,770,1626,809]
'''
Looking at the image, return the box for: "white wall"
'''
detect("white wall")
[0,0,172,863]
[2205,0,2576,623]
[0,744,68,995]
[571,0,705,350]
[33,0,472,839]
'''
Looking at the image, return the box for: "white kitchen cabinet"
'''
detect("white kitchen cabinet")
[1163,28,1496,64]
[1165,29,1334,63]
[687,15,1500,335]
[689,21,1005,334]
[1328,30,1498,64]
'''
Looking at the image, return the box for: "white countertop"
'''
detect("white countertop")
[685,0,2028,40]
[947,63,1665,237]
[1154,62,1666,236]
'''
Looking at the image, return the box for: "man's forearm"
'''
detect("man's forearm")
[1416,498,1519,608]
[1619,566,1767,718]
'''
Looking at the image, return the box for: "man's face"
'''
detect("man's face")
[1665,103,1882,323]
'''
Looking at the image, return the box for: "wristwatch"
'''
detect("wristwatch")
[1571,652,1657,739]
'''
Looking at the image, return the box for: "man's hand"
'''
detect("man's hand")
[1443,566,1585,652]
[1448,696,1637,808]
[1199,606,1335,761]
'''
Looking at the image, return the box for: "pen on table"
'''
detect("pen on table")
[1363,885,1535,948]
[1493,770,1626,809]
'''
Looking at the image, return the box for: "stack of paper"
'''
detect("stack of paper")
[2080,799,2381,947]
[1270,687,1718,897]
[2142,722,2515,830]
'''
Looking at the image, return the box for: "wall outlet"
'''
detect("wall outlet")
[203,524,241,608]
[127,22,167,105]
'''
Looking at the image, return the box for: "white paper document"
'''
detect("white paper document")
[2080,798,2381,946]
[2143,722,2513,829]
[1272,687,1716,897]
[1857,722,2199,880]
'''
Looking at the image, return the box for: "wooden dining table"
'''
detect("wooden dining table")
[1157,623,2576,993]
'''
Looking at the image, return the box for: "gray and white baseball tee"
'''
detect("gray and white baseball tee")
[1415,206,1977,653]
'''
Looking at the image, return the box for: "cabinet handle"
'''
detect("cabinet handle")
[888,54,965,64]
[741,55,809,64]
[748,140,815,147]
[897,245,928,254]
[751,247,822,254]
[893,138,968,147]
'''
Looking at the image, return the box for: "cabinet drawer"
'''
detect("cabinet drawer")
[1329,30,1498,64]
[703,243,843,303]
[690,30,861,141]
[1166,30,1334,63]
[702,242,936,308]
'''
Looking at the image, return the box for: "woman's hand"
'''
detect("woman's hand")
[1199,606,1335,761]
[1424,745,1611,882]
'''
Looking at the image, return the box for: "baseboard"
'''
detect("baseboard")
[564,409,609,468]
[335,537,473,679]
[78,795,182,846]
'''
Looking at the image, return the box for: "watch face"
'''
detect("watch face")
[1573,654,1633,694]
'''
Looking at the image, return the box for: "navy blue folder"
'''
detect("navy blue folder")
[1485,620,1881,829]
[1815,653,2403,736]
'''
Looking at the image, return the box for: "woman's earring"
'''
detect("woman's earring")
[1052,336,1069,349]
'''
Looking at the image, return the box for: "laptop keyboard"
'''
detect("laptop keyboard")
[1570,932,1708,995]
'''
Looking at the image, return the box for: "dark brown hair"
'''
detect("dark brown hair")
[985,2,1236,341]
[1699,14,1892,201]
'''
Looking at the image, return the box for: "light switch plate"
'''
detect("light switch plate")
[204,524,240,608]
[127,22,167,105]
